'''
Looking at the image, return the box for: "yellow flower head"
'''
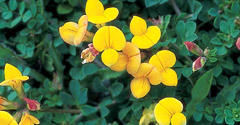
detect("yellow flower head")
[85,0,119,24]
[0,111,18,125]
[59,15,94,46]
[93,26,126,67]
[0,63,29,89]
[139,104,155,125]
[130,16,161,49]
[130,63,162,98]
[110,42,141,75]
[19,112,40,125]
[149,50,178,86]
[154,97,186,125]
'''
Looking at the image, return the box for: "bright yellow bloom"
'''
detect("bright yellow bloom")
[0,111,18,125]
[154,98,186,125]
[130,63,162,98]
[0,63,29,94]
[93,26,126,67]
[59,15,94,46]
[149,50,178,86]
[85,0,119,24]
[110,42,141,75]
[130,16,161,49]
[139,104,155,125]
[19,112,40,125]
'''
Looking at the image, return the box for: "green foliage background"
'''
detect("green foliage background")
[0,0,240,124]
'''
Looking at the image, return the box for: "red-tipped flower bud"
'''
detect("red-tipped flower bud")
[24,98,40,111]
[184,41,203,56]
[192,57,206,72]
[236,37,240,50]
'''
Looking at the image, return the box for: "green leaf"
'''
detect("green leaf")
[68,0,79,6]
[2,11,13,20]
[22,10,32,22]
[220,21,229,34]
[213,65,222,77]
[216,46,227,56]
[82,63,98,76]
[78,88,88,104]
[81,105,97,116]
[211,37,222,45]
[118,107,131,121]
[225,117,235,124]
[100,106,110,118]
[110,82,124,97]
[224,109,233,117]
[57,4,73,14]
[69,80,81,100]
[204,113,214,122]
[186,70,213,118]
[27,19,37,29]
[144,0,158,8]
[208,8,218,16]
[11,16,21,27]
[19,2,25,15]
[182,67,192,77]
[193,112,203,121]
[60,92,74,106]
[176,20,185,42]
[215,115,224,123]
[9,0,17,11]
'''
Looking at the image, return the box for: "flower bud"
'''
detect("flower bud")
[184,41,203,56]
[0,96,19,110]
[24,98,40,111]
[236,37,240,50]
[81,43,99,64]
[192,57,206,72]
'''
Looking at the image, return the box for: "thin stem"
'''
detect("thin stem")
[169,0,181,16]
[39,109,81,114]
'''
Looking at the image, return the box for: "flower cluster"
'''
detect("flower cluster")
[0,63,40,125]
[59,0,186,124]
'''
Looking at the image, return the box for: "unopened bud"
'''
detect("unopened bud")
[24,98,40,111]
[192,57,206,72]
[184,41,203,56]
[236,37,240,50]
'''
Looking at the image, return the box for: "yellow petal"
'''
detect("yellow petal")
[110,52,128,72]
[145,26,161,45]
[4,63,27,80]
[0,111,18,125]
[149,50,176,72]
[122,42,140,57]
[78,15,88,27]
[154,103,171,125]
[161,68,178,86]
[93,26,108,51]
[109,26,126,51]
[103,7,119,23]
[130,77,150,98]
[132,63,153,78]
[74,25,87,46]
[59,22,79,45]
[85,0,104,17]
[130,16,147,36]
[101,48,118,67]
[159,98,183,115]
[127,55,141,75]
[171,113,187,125]
[131,35,154,49]
[146,67,162,85]
[29,115,40,124]
[93,26,126,51]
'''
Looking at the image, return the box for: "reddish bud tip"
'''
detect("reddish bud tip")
[24,98,40,111]
[184,41,203,56]
[192,57,206,72]
[236,37,240,50]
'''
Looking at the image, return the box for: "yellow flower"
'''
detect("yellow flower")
[154,97,186,125]
[93,26,126,67]
[149,50,178,86]
[59,15,94,46]
[85,0,119,24]
[130,16,161,49]
[139,104,155,125]
[19,112,40,125]
[0,111,18,125]
[110,42,141,75]
[130,63,162,98]
[0,63,29,95]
